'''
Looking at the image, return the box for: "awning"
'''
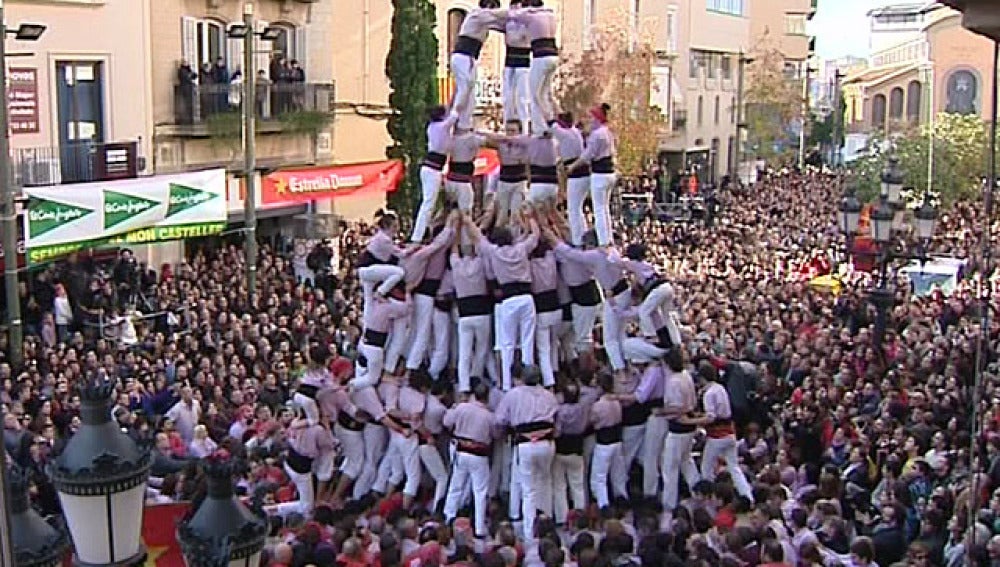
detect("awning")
[261,160,404,205]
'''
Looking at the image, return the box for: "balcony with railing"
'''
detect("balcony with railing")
[672,110,688,132]
[12,141,141,188]
[169,82,335,136]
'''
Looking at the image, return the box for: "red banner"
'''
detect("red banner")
[261,160,404,205]
[473,148,500,177]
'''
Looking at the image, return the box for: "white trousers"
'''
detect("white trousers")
[503,66,531,127]
[350,341,385,390]
[661,431,700,511]
[571,303,599,353]
[622,424,645,470]
[639,282,681,342]
[496,180,526,227]
[411,165,443,243]
[517,441,555,541]
[490,437,512,497]
[450,53,477,131]
[701,434,754,501]
[444,452,491,537]
[529,182,558,205]
[496,294,536,390]
[457,314,492,392]
[535,309,561,387]
[566,175,591,245]
[335,423,365,480]
[375,430,421,496]
[429,308,451,378]
[419,443,449,511]
[444,179,474,213]
[509,443,522,520]
[359,265,406,329]
[603,290,631,370]
[591,172,617,246]
[590,442,628,508]
[529,56,559,135]
[284,461,314,517]
[552,453,586,524]
[384,313,410,374]
[557,318,578,363]
[354,423,388,498]
[292,391,321,427]
[405,294,436,370]
[642,415,668,497]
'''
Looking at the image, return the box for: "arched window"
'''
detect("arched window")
[872,94,887,128]
[447,9,467,58]
[714,95,720,124]
[697,95,704,126]
[889,87,904,120]
[907,80,922,123]
[182,18,225,67]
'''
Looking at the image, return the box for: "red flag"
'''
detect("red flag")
[141,502,191,567]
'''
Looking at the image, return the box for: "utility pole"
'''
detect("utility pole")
[242,1,258,302]
[0,1,21,369]
[736,52,753,183]
[833,69,845,167]
[798,65,815,170]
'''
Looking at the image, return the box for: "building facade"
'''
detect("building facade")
[844,5,995,134]
[6,0,154,188]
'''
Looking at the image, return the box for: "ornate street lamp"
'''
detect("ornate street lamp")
[838,189,862,236]
[48,377,152,567]
[914,197,938,242]
[881,155,904,205]
[177,453,268,567]
[5,465,70,567]
[869,196,896,245]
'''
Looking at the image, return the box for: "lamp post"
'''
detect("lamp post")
[226,3,279,304]
[176,454,268,567]
[3,465,70,567]
[735,52,754,183]
[837,154,938,350]
[47,377,152,566]
[0,4,46,369]
[798,65,817,170]
[833,69,846,167]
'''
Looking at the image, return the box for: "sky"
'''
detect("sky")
[808,0,875,61]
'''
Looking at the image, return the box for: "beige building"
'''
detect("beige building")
[6,0,154,187]
[843,5,995,134]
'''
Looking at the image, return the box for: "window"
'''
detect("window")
[784,14,807,36]
[707,0,744,17]
[872,94,887,128]
[697,95,704,126]
[720,54,731,80]
[714,96,720,124]
[182,17,225,68]
[889,87,904,120]
[706,53,717,79]
[447,9,467,58]
[906,80,922,123]
[584,0,597,49]
[730,96,736,123]
[666,5,678,53]
[689,50,706,79]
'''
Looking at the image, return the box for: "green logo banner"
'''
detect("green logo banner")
[27,222,226,265]
[104,190,160,230]
[167,183,217,218]
[27,197,94,238]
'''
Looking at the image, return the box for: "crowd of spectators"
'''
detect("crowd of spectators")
[4,170,1000,567]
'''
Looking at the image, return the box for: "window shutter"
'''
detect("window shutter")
[256,20,271,78]
[227,30,245,76]
[294,26,308,70]
[181,17,198,67]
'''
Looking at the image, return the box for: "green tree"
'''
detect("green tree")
[385,0,439,218]
[745,32,801,163]
[555,15,665,176]
[852,113,989,204]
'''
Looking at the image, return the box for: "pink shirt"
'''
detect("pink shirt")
[367,230,404,263]
[478,232,539,285]
[288,423,336,458]
[450,253,488,298]
[495,385,558,427]
[529,251,558,294]
[444,401,496,444]
[366,298,410,334]
[590,396,623,429]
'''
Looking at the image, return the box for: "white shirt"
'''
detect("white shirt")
[702,382,732,421]
[165,399,202,443]
[427,114,459,155]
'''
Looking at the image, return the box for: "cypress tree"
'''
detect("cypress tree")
[385,0,440,219]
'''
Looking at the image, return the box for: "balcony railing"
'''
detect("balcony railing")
[173,82,335,126]
[13,140,141,187]
[672,110,688,131]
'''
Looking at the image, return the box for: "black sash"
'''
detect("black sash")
[500,282,532,299]
[513,421,555,443]
[297,383,319,399]
[562,304,573,322]
[455,35,484,58]
[555,433,585,455]
[564,157,590,178]
[668,420,697,434]
[569,280,601,307]
[533,289,560,313]
[642,277,667,299]
[622,402,651,427]
[531,37,558,58]
[337,412,366,432]
[457,294,492,317]
[286,448,314,474]
[434,297,453,312]
[357,250,399,269]
[414,278,442,297]
[455,437,492,457]
[447,161,475,182]
[505,46,530,68]
[608,278,630,297]
[363,329,388,348]
[592,156,615,174]
[422,151,447,171]
[594,424,623,445]
[499,164,528,183]
[530,165,558,185]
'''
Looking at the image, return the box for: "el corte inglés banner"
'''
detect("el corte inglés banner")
[23,169,226,264]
